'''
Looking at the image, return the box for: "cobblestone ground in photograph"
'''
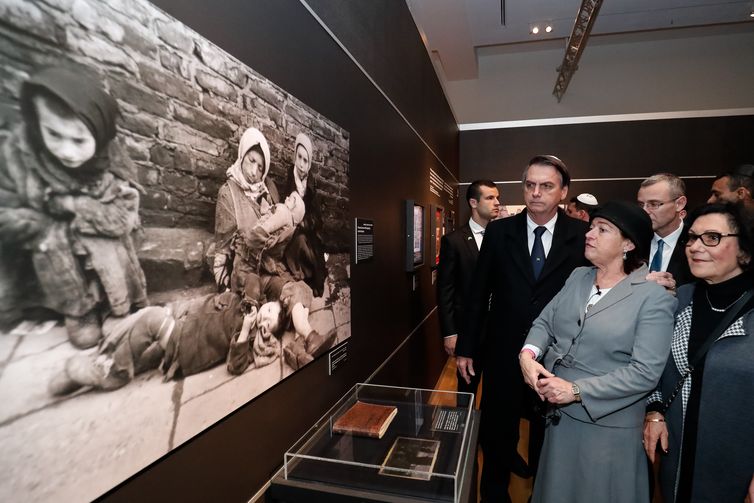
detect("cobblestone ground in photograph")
[0,256,350,503]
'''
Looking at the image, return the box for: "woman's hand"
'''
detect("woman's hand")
[646,271,677,295]
[745,473,754,503]
[536,376,576,404]
[519,353,552,400]
[642,412,668,462]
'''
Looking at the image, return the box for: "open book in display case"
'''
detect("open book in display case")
[266,383,480,503]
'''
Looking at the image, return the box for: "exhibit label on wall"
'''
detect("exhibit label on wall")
[0,0,350,501]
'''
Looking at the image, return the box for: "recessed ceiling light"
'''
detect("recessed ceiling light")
[545,25,553,33]
[750,10,754,17]
[531,26,540,34]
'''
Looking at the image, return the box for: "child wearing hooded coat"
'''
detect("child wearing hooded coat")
[0,65,147,348]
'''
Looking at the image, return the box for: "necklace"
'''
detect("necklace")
[705,289,747,312]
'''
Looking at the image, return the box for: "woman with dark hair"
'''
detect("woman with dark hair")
[283,133,327,297]
[519,201,677,502]
[644,203,754,503]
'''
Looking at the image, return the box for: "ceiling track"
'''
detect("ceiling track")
[553,0,603,102]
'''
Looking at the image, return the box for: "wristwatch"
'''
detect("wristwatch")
[571,383,581,402]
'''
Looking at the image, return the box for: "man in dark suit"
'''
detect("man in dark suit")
[637,173,693,288]
[437,179,500,395]
[457,155,590,503]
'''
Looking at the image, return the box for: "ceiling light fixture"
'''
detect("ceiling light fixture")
[553,0,604,102]
[545,25,553,32]
[531,25,540,34]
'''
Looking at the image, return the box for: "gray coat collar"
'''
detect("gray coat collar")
[583,264,650,320]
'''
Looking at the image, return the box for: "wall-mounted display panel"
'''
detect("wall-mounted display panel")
[0,0,351,501]
[405,200,425,271]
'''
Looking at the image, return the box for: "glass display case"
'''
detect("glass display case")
[267,383,479,503]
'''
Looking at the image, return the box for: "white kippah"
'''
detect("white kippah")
[576,193,598,206]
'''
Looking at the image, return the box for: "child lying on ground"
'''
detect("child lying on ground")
[48,280,335,395]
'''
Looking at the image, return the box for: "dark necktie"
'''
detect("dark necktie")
[649,239,664,272]
[532,226,546,280]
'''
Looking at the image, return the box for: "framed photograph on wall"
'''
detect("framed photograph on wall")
[430,205,444,268]
[0,0,352,500]
[405,200,425,271]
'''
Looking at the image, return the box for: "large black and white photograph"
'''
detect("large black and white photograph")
[0,0,351,501]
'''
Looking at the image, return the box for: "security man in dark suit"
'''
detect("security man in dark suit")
[437,179,500,395]
[637,173,694,288]
[457,156,590,503]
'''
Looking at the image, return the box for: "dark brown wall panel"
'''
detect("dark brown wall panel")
[460,115,754,217]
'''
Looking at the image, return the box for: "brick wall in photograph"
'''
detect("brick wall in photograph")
[0,0,350,251]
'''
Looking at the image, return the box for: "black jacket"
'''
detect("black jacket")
[437,223,479,341]
[458,209,590,362]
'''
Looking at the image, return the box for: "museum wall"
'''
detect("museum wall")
[458,115,754,221]
[98,1,458,502]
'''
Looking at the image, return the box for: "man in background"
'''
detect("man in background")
[637,173,693,287]
[457,156,589,503]
[565,193,599,222]
[437,179,500,396]
[707,164,754,210]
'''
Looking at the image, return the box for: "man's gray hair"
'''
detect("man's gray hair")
[640,173,686,199]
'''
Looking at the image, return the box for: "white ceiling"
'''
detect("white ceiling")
[407,0,754,125]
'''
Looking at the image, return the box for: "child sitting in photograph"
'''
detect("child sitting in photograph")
[0,65,147,348]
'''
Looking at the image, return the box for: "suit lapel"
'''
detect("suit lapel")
[459,224,479,260]
[510,212,535,283]
[538,210,577,283]
[585,267,645,318]
[578,267,596,327]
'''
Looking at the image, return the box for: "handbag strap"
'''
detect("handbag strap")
[660,288,754,414]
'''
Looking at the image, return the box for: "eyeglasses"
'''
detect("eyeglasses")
[686,231,740,247]
[637,197,679,210]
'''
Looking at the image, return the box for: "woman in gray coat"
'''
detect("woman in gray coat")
[643,203,754,503]
[519,201,677,503]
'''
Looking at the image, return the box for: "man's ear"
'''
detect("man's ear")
[737,187,753,202]
[675,195,688,212]
[469,198,479,210]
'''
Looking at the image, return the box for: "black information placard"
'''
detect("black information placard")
[328,342,348,375]
[355,218,374,264]
[430,407,466,433]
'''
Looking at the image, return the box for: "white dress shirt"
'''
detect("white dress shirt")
[649,220,684,272]
[526,212,558,257]
[469,217,485,250]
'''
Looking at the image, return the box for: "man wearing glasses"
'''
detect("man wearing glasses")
[637,173,694,288]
